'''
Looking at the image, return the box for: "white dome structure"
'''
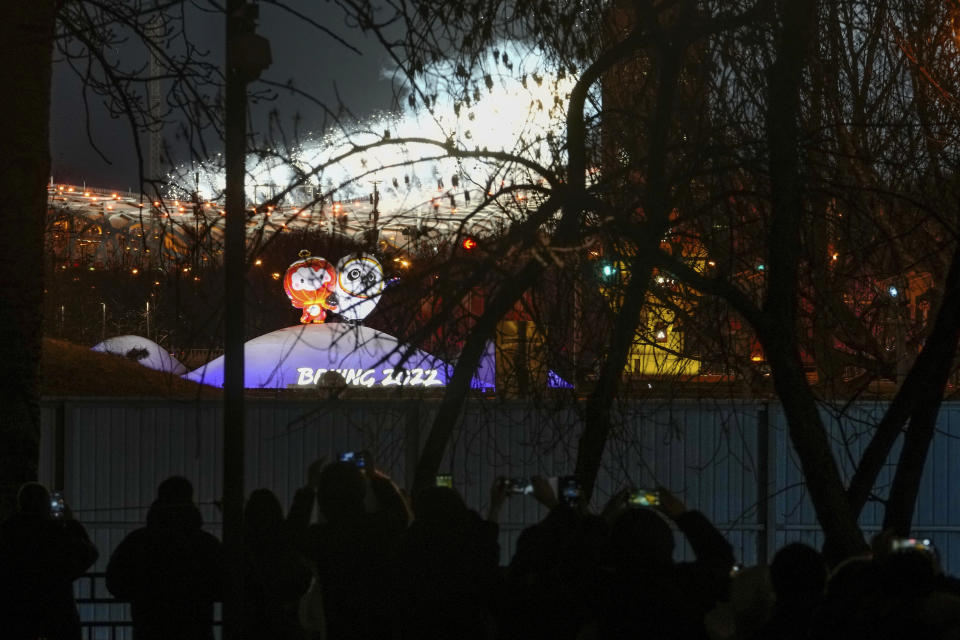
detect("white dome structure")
[184,323,495,390]
[92,335,188,375]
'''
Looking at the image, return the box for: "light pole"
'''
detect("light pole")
[223,3,269,638]
[368,180,381,250]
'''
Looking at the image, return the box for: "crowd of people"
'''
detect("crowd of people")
[2,459,960,639]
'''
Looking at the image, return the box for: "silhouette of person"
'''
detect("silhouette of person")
[500,476,610,640]
[105,476,226,640]
[704,565,774,640]
[600,486,735,640]
[759,542,827,640]
[242,488,312,640]
[395,484,502,640]
[296,461,409,640]
[0,482,98,640]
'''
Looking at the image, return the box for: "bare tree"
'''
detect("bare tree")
[322,0,960,562]
[0,1,59,517]
[32,0,960,567]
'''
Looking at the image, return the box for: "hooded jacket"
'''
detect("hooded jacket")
[106,501,225,640]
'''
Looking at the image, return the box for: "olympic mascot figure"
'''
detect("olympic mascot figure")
[330,253,385,322]
[283,250,337,323]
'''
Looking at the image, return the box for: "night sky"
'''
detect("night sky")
[49,2,397,190]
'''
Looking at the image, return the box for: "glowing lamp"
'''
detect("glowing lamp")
[461,237,478,251]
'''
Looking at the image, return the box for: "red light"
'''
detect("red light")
[461,237,477,251]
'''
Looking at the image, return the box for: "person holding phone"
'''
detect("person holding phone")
[0,482,99,640]
[294,460,410,640]
[601,485,736,640]
[393,480,503,640]
[500,475,609,640]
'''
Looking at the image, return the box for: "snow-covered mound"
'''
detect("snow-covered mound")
[92,335,188,375]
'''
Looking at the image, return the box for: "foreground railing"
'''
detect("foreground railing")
[76,573,222,640]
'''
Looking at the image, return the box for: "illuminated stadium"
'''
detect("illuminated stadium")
[47,48,576,267]
[44,48,583,393]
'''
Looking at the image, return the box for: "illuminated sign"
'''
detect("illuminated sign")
[296,367,443,387]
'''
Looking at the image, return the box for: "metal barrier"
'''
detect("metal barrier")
[40,398,960,589]
[75,572,221,640]
[75,573,128,640]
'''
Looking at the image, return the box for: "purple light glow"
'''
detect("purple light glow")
[183,323,495,390]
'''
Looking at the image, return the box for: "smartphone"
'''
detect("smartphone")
[628,488,660,507]
[436,474,453,488]
[50,491,65,518]
[891,537,935,554]
[558,476,582,507]
[338,451,366,469]
[505,477,532,495]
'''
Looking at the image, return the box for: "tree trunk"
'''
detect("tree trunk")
[575,256,652,501]
[847,243,960,520]
[763,0,867,562]
[880,244,960,534]
[762,331,867,561]
[573,18,684,502]
[881,402,938,536]
[0,1,57,518]
[222,1,249,637]
[412,259,545,495]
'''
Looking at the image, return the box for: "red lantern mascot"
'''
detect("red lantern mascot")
[283,250,337,323]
